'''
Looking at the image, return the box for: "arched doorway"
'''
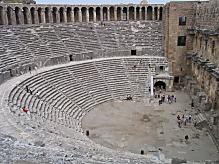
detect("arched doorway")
[117,7,121,21]
[67,7,72,22]
[52,7,58,23]
[38,7,42,23]
[147,6,152,20]
[96,7,100,21]
[109,7,114,21]
[103,7,107,21]
[7,7,13,25]
[154,81,166,91]
[0,6,4,25]
[123,7,127,21]
[81,7,87,22]
[15,7,21,24]
[89,7,94,22]
[74,7,79,22]
[129,6,134,20]
[30,7,35,24]
[159,7,163,20]
[45,7,50,23]
[59,7,65,23]
[23,7,29,24]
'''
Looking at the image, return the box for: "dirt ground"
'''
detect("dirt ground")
[82,91,219,162]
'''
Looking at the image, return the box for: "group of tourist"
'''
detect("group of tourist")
[177,114,192,128]
[157,94,176,105]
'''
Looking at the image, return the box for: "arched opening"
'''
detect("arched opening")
[147,6,152,20]
[7,7,13,25]
[52,7,57,23]
[38,7,42,23]
[103,7,107,21]
[45,7,50,23]
[67,7,72,22]
[109,7,114,21]
[136,7,140,20]
[23,7,29,24]
[89,7,94,22]
[74,7,79,22]
[15,7,21,24]
[59,7,64,23]
[129,6,134,20]
[154,81,166,91]
[159,7,163,20]
[96,7,100,21]
[0,6,4,25]
[141,7,146,20]
[117,7,121,21]
[30,7,35,24]
[154,7,158,20]
[81,7,87,22]
[123,7,127,21]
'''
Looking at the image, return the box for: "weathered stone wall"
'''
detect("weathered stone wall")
[0,3,164,25]
[164,2,196,80]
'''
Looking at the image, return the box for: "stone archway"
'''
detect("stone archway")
[67,7,72,22]
[136,7,140,20]
[109,7,114,21]
[74,7,79,22]
[117,7,121,21]
[147,6,152,20]
[96,7,101,21]
[23,7,29,24]
[38,7,42,23]
[52,7,58,23]
[154,7,158,20]
[59,7,65,23]
[129,6,134,20]
[15,7,22,24]
[0,6,4,25]
[30,7,35,24]
[89,7,94,22]
[81,7,87,22]
[154,81,166,91]
[123,7,127,21]
[45,7,50,23]
[141,7,146,20]
[103,7,108,21]
[159,7,163,20]
[7,7,13,25]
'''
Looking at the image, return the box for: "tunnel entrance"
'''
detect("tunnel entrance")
[154,81,166,91]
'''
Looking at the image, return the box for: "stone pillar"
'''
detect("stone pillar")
[86,8,89,22]
[114,8,117,21]
[152,7,154,20]
[134,7,136,20]
[79,8,82,22]
[157,8,160,20]
[145,7,147,20]
[34,9,39,24]
[40,9,46,23]
[93,9,96,22]
[139,8,142,20]
[100,7,103,21]
[3,8,7,25]
[63,9,67,23]
[56,10,60,23]
[107,7,110,21]
[120,8,123,21]
[48,8,52,23]
[71,10,74,22]
[127,9,129,21]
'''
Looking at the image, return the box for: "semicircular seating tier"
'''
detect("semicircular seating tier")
[0,21,164,84]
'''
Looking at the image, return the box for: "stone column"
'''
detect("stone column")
[41,9,46,23]
[127,8,129,21]
[100,7,103,21]
[134,7,136,20]
[145,7,147,20]
[139,8,142,20]
[79,8,82,22]
[152,7,154,20]
[48,8,52,23]
[157,8,160,20]
[3,8,7,25]
[120,8,123,20]
[34,9,39,24]
[71,10,74,22]
[114,8,117,21]
[86,8,89,22]
[107,7,110,21]
[63,9,67,23]
[93,9,96,22]
[56,10,60,23]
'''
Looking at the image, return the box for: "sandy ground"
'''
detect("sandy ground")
[82,91,219,162]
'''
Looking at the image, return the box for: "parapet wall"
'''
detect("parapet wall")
[0,4,164,25]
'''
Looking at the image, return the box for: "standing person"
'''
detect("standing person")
[188,115,192,123]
